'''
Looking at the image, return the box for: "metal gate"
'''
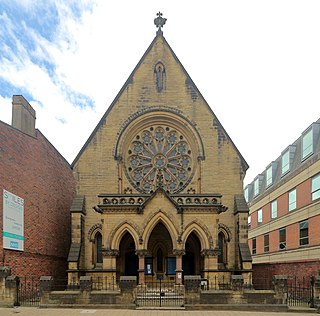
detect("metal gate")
[18,277,40,306]
[136,280,184,308]
[287,276,314,308]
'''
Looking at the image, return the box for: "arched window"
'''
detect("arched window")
[218,232,227,268]
[154,62,166,92]
[94,232,103,266]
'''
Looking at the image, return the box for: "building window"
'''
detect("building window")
[279,228,286,250]
[254,178,259,196]
[264,234,269,252]
[288,188,296,211]
[244,187,249,202]
[299,220,309,246]
[257,209,262,225]
[94,232,103,265]
[302,128,313,160]
[312,173,320,201]
[252,238,256,255]
[271,200,277,219]
[282,150,290,175]
[266,166,273,187]
[248,215,251,228]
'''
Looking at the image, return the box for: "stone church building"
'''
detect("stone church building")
[68,15,251,287]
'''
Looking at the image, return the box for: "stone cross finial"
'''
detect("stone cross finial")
[154,12,167,34]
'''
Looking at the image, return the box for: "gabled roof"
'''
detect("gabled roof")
[71,32,249,172]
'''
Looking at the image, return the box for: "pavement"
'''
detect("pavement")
[0,307,317,316]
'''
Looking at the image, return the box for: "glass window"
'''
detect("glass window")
[282,150,290,175]
[266,166,273,187]
[271,200,277,219]
[254,178,259,196]
[244,187,249,202]
[248,215,251,228]
[312,173,320,201]
[257,209,262,224]
[299,220,309,246]
[302,128,313,159]
[264,234,269,252]
[252,238,256,255]
[288,188,296,211]
[279,228,286,250]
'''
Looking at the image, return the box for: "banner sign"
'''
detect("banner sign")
[3,190,24,251]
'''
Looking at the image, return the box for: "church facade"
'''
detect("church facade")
[68,16,251,287]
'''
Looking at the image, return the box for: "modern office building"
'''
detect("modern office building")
[245,119,320,280]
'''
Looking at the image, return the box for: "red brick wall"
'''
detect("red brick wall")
[309,214,320,246]
[297,178,312,209]
[253,260,320,282]
[0,122,75,279]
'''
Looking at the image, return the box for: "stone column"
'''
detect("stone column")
[136,250,148,285]
[313,276,320,311]
[201,248,219,280]
[102,249,119,289]
[272,275,288,305]
[173,249,185,285]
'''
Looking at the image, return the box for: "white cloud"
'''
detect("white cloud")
[0,0,320,185]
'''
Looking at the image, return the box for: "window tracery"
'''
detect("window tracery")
[125,125,194,194]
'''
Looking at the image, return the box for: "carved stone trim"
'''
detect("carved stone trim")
[172,249,186,256]
[88,223,102,242]
[102,249,120,257]
[218,223,232,241]
[201,248,220,257]
[135,249,148,258]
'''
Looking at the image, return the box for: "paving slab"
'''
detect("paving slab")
[0,307,317,316]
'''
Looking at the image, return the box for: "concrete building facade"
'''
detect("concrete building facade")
[245,119,320,281]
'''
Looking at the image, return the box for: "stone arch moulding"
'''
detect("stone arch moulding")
[114,110,205,194]
[114,109,205,161]
[141,210,179,250]
[88,223,102,242]
[109,220,142,250]
[181,220,212,250]
[218,223,232,241]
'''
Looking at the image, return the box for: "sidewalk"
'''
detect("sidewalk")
[0,307,317,316]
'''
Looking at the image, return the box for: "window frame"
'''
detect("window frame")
[266,166,273,187]
[312,173,320,201]
[299,220,309,246]
[281,149,290,175]
[254,178,260,196]
[279,228,286,250]
[252,238,256,255]
[302,128,313,160]
[257,209,262,225]
[288,188,296,212]
[264,234,269,253]
[271,200,277,219]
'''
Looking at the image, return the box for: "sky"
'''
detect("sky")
[0,0,319,187]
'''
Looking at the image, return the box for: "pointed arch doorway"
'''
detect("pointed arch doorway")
[147,222,174,280]
[118,232,138,276]
[182,232,203,277]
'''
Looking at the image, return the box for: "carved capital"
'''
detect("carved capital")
[135,249,148,258]
[172,249,186,256]
[201,248,220,257]
[102,248,119,257]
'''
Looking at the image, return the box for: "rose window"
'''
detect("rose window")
[125,126,194,193]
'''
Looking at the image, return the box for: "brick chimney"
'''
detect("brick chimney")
[12,95,36,137]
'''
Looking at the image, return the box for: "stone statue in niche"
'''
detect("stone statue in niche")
[155,62,166,92]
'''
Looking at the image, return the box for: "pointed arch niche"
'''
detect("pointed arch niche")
[182,232,203,277]
[118,232,138,277]
[146,222,174,279]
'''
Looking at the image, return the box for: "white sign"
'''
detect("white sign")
[3,190,24,251]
